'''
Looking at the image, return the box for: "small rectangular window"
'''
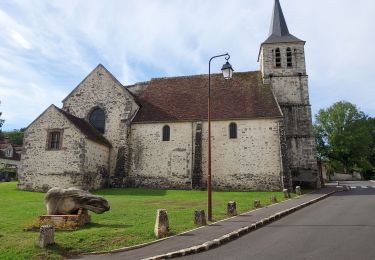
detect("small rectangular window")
[162,125,170,141]
[47,130,63,150]
[229,123,237,139]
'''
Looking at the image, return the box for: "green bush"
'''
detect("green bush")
[0,168,17,181]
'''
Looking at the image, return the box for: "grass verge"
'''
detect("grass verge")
[0,182,297,259]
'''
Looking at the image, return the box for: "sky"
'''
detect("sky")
[0,0,374,130]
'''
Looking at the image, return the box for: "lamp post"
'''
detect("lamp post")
[207,53,234,221]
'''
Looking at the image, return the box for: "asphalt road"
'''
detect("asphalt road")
[181,181,375,260]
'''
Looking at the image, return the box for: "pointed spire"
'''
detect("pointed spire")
[263,0,303,44]
[269,0,289,37]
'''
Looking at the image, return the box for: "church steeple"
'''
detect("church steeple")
[263,0,303,44]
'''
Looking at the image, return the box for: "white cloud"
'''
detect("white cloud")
[10,30,32,49]
[0,0,374,130]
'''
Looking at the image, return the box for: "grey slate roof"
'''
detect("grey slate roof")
[263,0,304,44]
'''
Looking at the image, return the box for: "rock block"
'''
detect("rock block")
[194,209,207,226]
[270,195,278,203]
[154,209,169,238]
[227,201,237,216]
[37,225,54,248]
[295,186,302,195]
[283,189,290,198]
[253,200,261,209]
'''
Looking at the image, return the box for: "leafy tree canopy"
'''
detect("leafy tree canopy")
[3,128,25,145]
[314,101,373,174]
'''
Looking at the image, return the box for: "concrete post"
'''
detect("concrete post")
[194,209,207,226]
[37,225,54,248]
[253,200,261,209]
[295,186,302,195]
[227,201,237,216]
[283,189,290,199]
[154,209,169,238]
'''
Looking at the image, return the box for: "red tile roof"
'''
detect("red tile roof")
[129,71,282,123]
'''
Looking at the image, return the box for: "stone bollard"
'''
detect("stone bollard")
[253,200,261,209]
[194,209,207,226]
[295,186,302,195]
[227,201,237,216]
[37,225,55,248]
[270,195,278,203]
[283,189,290,199]
[154,209,169,238]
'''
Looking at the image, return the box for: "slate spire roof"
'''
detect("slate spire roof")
[263,0,303,44]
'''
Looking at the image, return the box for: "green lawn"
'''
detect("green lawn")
[0,182,297,259]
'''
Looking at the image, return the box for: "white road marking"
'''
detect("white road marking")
[350,186,357,189]
[361,186,368,189]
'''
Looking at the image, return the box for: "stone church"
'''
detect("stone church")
[18,0,319,192]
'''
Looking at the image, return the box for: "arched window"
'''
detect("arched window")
[89,108,105,134]
[229,123,237,139]
[287,47,293,67]
[275,48,281,68]
[162,125,170,141]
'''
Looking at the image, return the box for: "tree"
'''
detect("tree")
[314,101,373,174]
[3,129,25,145]
[0,101,4,140]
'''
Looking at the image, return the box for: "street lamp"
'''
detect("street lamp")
[207,53,234,222]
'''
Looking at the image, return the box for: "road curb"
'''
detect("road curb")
[143,190,339,260]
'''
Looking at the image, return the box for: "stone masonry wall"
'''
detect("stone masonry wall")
[0,158,20,169]
[129,122,193,189]
[201,119,282,191]
[129,119,282,191]
[82,139,110,189]
[18,106,109,191]
[260,42,319,186]
[62,65,139,184]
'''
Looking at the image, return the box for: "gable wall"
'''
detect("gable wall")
[62,66,139,182]
[18,107,85,191]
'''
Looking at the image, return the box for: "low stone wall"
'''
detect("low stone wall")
[329,172,362,181]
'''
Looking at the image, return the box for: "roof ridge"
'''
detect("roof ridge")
[149,70,260,81]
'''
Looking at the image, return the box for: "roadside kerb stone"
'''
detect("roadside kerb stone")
[227,201,237,216]
[283,189,290,198]
[142,190,339,260]
[154,209,169,238]
[37,225,55,248]
[253,200,261,209]
[194,209,207,226]
[270,195,278,203]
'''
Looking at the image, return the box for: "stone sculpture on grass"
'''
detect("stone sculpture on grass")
[45,187,110,215]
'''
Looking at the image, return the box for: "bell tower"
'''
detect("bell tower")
[259,0,319,188]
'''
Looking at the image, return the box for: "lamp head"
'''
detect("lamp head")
[221,61,234,80]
